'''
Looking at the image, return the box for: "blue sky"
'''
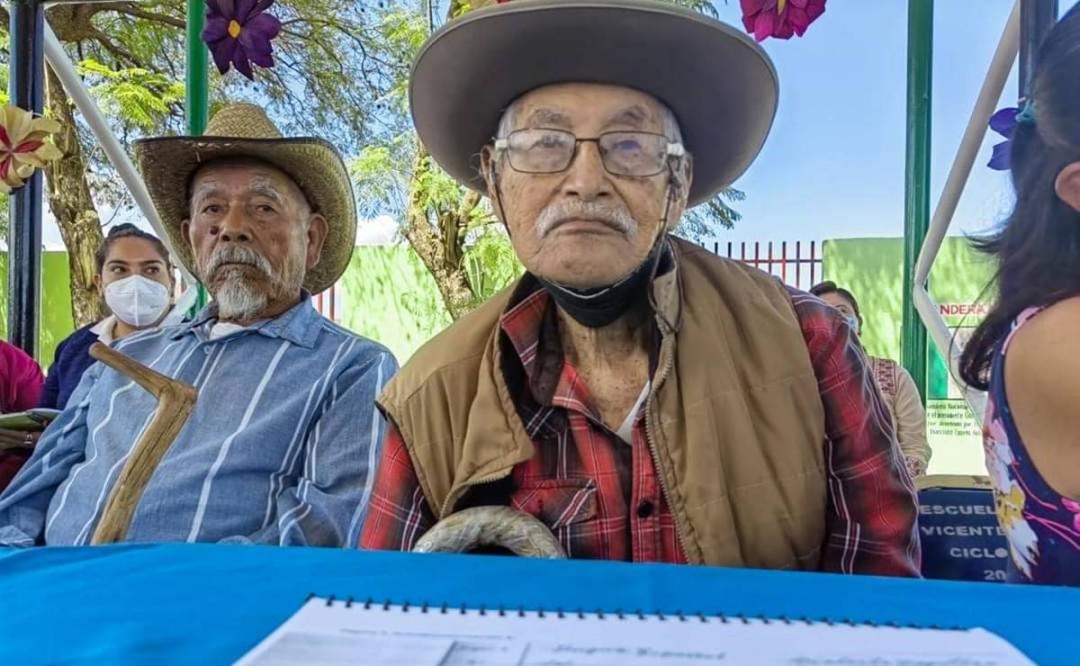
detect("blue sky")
[39,0,1065,248]
[706,0,1028,244]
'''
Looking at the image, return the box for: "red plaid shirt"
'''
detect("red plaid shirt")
[361,285,919,576]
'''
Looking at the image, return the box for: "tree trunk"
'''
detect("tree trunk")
[43,66,105,327]
[402,147,479,320]
[399,0,502,320]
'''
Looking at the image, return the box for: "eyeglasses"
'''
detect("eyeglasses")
[494,128,686,177]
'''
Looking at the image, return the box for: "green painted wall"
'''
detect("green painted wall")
[823,237,996,475]
[0,252,77,368]
[337,246,453,364]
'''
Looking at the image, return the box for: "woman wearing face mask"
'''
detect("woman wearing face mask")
[810,282,931,479]
[39,224,176,411]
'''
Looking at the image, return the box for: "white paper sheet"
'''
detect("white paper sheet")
[235,598,1035,666]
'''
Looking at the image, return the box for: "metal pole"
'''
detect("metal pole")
[7,0,45,357]
[915,2,1020,286]
[1019,0,1058,98]
[186,0,209,136]
[912,1,1019,421]
[902,0,933,403]
[186,0,209,310]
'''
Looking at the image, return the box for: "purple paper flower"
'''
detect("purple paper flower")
[202,0,282,81]
[988,107,1019,171]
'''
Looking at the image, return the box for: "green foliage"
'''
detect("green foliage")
[665,0,720,18]
[77,59,185,131]
[416,154,473,214]
[463,226,523,304]
[72,0,397,148]
[0,0,413,217]
[349,3,454,221]
[338,246,452,362]
[377,7,429,102]
[348,1,507,310]
[352,144,406,215]
[676,187,746,241]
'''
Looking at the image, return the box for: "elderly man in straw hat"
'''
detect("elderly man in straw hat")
[362,0,919,574]
[0,104,396,547]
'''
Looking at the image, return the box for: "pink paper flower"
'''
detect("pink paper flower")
[741,0,827,42]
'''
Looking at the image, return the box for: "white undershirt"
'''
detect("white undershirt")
[614,381,651,444]
[208,321,249,340]
[89,315,118,346]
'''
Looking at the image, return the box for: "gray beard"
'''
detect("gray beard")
[213,272,272,322]
[200,244,307,323]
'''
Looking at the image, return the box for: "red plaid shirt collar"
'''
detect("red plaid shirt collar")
[499,277,656,426]
[500,282,576,411]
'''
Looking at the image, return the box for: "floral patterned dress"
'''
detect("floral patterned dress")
[984,307,1080,585]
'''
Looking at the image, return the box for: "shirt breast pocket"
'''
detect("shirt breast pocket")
[510,478,598,532]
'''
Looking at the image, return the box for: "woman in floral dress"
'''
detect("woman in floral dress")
[959,4,1080,585]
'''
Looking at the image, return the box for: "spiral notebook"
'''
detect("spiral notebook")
[235,596,1034,665]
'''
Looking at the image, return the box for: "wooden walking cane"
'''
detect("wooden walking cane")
[87,342,198,545]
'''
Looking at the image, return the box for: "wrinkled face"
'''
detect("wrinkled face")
[182,159,327,321]
[96,237,173,294]
[481,83,692,289]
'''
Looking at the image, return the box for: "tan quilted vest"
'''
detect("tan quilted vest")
[378,237,827,568]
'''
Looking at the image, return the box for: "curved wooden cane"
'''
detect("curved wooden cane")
[88,342,198,545]
[413,506,567,558]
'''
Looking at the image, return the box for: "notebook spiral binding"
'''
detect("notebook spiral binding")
[306,594,954,631]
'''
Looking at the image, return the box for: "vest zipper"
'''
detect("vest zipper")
[643,334,695,562]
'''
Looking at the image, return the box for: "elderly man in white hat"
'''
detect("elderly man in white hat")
[362,0,919,575]
[0,104,396,547]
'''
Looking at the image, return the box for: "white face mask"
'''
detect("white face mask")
[846,314,861,336]
[104,275,171,328]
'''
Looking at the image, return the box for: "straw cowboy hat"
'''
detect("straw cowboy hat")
[410,0,779,208]
[134,103,356,295]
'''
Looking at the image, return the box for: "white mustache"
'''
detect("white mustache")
[535,200,638,238]
[204,245,272,281]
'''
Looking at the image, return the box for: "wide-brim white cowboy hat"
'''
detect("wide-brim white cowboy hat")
[134,103,356,295]
[410,0,779,207]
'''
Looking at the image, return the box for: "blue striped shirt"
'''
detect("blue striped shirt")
[0,295,397,547]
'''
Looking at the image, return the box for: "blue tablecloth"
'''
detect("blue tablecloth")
[0,544,1072,664]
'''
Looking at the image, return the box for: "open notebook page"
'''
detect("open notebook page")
[235,597,1035,666]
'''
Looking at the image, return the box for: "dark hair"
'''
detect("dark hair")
[94,223,172,274]
[959,5,1080,390]
[810,281,861,320]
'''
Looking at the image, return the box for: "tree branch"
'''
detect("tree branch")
[112,4,186,30]
[280,18,396,71]
[90,28,142,68]
[454,190,484,225]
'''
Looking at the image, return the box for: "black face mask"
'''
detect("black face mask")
[537,240,666,328]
